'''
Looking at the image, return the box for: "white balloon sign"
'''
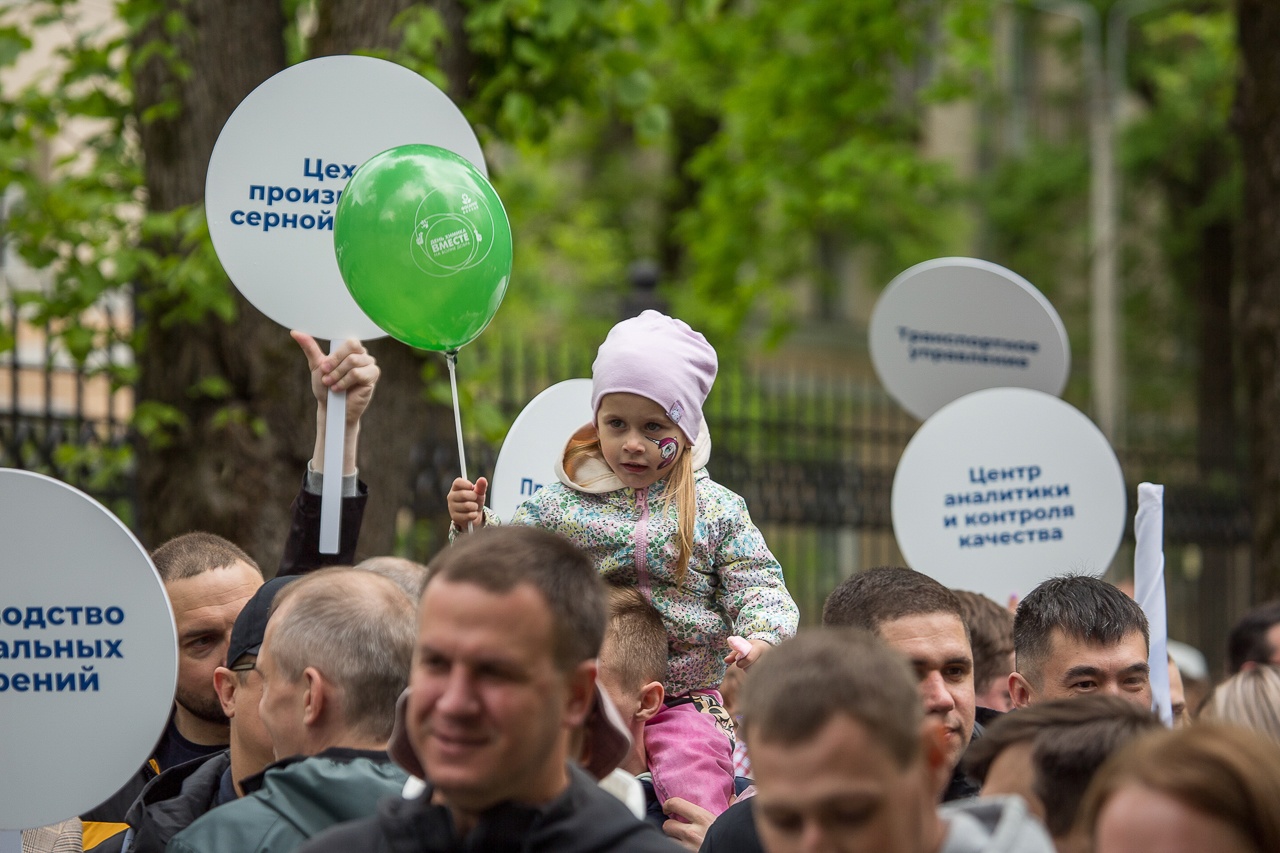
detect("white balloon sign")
[869,258,1070,421]
[206,55,488,553]
[0,471,177,830]
[491,379,593,522]
[891,388,1126,603]
[206,54,487,341]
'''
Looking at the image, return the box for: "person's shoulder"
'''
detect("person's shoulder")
[694,474,748,507]
[296,792,436,853]
[539,767,683,852]
[528,481,574,500]
[116,752,230,853]
[938,796,1055,853]
[515,481,582,515]
[294,814,385,853]
[166,793,270,853]
[701,797,764,853]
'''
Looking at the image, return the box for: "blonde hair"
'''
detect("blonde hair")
[565,435,697,588]
[1202,665,1280,742]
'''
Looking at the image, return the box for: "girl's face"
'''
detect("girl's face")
[596,392,686,490]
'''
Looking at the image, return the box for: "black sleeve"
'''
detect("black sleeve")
[700,798,765,853]
[277,475,369,576]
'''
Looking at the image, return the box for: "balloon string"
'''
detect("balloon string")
[446,350,473,534]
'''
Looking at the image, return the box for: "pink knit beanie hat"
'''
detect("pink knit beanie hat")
[591,310,718,444]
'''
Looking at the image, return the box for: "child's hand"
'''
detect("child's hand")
[448,476,488,530]
[723,635,771,670]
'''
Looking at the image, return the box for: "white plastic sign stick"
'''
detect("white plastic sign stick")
[1134,483,1172,726]
[319,340,347,554]
[869,257,1070,421]
[445,352,472,533]
[0,471,177,829]
[491,379,594,521]
[891,388,1126,603]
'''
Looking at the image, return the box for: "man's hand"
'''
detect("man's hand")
[293,331,379,426]
[448,477,488,530]
[294,331,379,476]
[662,797,717,851]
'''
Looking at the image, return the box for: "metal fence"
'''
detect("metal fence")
[0,314,1255,673]
[399,337,1253,660]
[0,296,136,524]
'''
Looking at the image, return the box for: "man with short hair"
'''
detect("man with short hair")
[823,567,980,801]
[963,695,1160,853]
[81,335,377,850]
[697,571,984,853]
[743,629,1053,853]
[167,569,415,853]
[354,555,431,600]
[1009,575,1151,710]
[953,590,1015,713]
[1226,599,1280,674]
[598,585,670,826]
[298,526,679,853]
[102,576,295,853]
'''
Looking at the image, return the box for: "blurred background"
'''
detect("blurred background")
[1,0,1272,680]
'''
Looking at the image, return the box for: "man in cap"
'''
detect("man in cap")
[168,569,415,853]
[83,334,377,850]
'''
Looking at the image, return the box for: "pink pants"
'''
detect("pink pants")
[644,693,735,817]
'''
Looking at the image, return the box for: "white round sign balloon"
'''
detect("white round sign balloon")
[890,388,1126,603]
[869,258,1070,421]
[206,55,487,341]
[491,379,593,522]
[0,471,177,830]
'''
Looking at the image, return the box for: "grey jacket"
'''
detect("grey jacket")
[166,748,407,853]
[938,796,1055,853]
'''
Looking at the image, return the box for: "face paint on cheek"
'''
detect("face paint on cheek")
[647,437,679,469]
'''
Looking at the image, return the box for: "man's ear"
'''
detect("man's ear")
[1009,671,1035,709]
[564,659,597,728]
[636,681,665,723]
[214,666,238,719]
[301,667,326,727]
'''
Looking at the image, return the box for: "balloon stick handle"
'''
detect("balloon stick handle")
[447,350,473,534]
[319,340,346,555]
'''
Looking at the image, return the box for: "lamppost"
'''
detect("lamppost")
[1017,0,1170,446]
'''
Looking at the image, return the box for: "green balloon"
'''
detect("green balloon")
[334,144,512,351]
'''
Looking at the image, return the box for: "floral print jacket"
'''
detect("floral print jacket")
[501,432,799,697]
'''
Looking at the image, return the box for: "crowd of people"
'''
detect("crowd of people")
[20,311,1280,853]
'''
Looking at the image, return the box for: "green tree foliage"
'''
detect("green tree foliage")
[976,2,1237,454]
[0,0,989,552]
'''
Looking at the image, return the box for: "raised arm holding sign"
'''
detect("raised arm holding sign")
[205,55,488,552]
[293,332,379,486]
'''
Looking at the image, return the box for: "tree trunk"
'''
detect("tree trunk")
[1236,0,1280,600]
[309,0,474,560]
[133,0,302,565]
[133,0,491,564]
[1196,218,1236,477]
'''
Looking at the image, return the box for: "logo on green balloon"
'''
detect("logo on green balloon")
[334,143,512,352]
[410,185,495,276]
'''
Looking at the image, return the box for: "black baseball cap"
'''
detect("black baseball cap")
[227,576,297,669]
